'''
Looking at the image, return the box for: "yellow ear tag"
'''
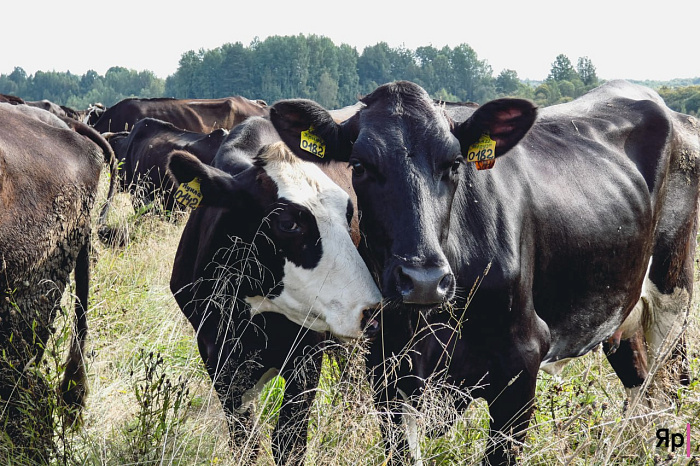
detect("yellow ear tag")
[300,126,326,158]
[467,134,496,170]
[174,177,203,209]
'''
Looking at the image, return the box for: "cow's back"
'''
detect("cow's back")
[0,106,101,301]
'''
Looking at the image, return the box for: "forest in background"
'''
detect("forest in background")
[1,34,700,115]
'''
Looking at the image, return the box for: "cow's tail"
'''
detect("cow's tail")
[61,117,128,246]
[59,241,90,426]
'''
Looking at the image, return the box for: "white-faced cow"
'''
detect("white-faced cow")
[92,96,268,134]
[0,103,117,458]
[107,117,229,214]
[270,80,700,465]
[167,116,382,464]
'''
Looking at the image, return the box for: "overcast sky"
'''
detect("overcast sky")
[3,0,698,83]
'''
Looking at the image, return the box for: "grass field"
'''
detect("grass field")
[21,175,700,465]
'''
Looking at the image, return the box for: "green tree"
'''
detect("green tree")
[576,56,598,86]
[448,44,494,102]
[548,54,578,82]
[558,80,575,99]
[336,44,360,105]
[495,69,520,96]
[80,70,101,94]
[357,42,395,93]
[166,50,202,98]
[218,42,253,97]
[684,92,700,115]
[316,71,339,108]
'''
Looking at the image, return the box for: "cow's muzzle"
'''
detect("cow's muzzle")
[394,263,454,305]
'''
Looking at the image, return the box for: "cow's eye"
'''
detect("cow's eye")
[279,219,301,234]
[349,160,366,177]
[451,157,464,174]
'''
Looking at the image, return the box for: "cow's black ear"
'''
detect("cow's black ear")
[454,98,537,157]
[167,150,242,207]
[270,99,355,163]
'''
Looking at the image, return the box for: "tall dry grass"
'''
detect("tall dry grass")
[24,173,700,465]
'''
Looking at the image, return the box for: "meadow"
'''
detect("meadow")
[17,173,700,465]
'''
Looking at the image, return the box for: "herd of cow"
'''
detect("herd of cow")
[1,79,699,465]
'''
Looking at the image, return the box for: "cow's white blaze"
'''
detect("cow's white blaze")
[244,143,381,339]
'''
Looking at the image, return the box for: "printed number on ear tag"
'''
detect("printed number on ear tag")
[467,134,496,170]
[300,126,326,158]
[174,177,203,209]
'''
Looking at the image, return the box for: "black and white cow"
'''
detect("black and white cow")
[270,80,700,464]
[167,116,382,464]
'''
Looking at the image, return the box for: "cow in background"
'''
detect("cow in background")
[0,103,118,459]
[106,117,228,215]
[92,96,268,133]
[270,80,700,464]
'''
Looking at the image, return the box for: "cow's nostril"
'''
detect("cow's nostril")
[396,267,413,295]
[362,308,381,339]
[438,273,454,293]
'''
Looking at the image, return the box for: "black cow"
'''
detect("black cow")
[0,103,117,458]
[270,80,700,464]
[107,117,229,214]
[168,116,382,464]
[93,96,269,133]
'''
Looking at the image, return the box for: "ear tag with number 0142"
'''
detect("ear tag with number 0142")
[467,134,496,170]
[174,177,203,209]
[300,126,326,158]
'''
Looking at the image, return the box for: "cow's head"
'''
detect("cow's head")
[168,142,382,339]
[270,81,536,308]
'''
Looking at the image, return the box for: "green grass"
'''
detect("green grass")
[21,174,700,465]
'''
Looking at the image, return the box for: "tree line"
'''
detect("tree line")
[1,34,699,115]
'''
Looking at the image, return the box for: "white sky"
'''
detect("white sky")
[3,0,698,83]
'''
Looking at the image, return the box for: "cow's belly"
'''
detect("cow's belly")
[540,256,653,364]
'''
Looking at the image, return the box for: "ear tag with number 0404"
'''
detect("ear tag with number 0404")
[174,177,203,209]
[467,134,496,170]
[300,126,326,158]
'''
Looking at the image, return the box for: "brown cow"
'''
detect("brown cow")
[0,103,117,459]
[92,96,269,133]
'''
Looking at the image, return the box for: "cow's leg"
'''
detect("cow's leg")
[644,198,697,390]
[195,322,266,463]
[606,227,694,411]
[367,337,420,466]
[374,390,413,466]
[272,341,323,466]
[485,305,549,465]
[603,327,649,392]
[0,326,54,460]
[485,362,538,465]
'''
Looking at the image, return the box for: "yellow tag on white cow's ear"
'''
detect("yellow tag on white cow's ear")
[174,177,203,209]
[467,134,497,170]
[300,126,326,158]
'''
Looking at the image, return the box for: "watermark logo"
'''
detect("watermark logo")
[656,424,692,458]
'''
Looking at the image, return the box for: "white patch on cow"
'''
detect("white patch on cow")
[616,256,688,368]
[640,282,689,369]
[397,388,423,466]
[540,358,573,378]
[237,367,279,413]
[244,143,382,340]
[403,408,423,466]
[613,256,654,341]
